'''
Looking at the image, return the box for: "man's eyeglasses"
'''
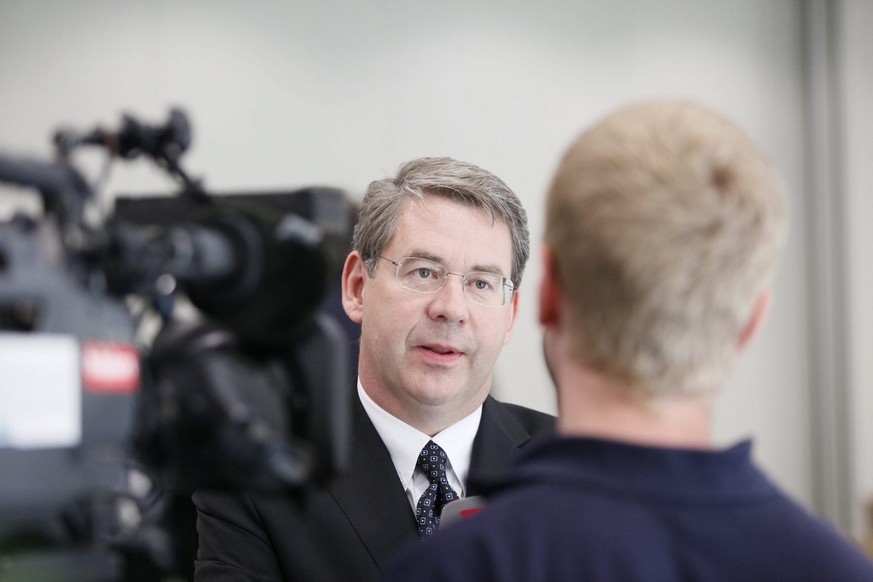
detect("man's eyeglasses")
[379,256,515,307]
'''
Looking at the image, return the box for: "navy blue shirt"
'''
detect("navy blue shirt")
[387,436,873,581]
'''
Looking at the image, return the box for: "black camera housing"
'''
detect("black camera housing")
[0,111,354,580]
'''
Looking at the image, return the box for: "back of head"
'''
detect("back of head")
[546,100,787,398]
[353,156,530,289]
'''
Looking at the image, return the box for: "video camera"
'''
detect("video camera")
[0,109,353,580]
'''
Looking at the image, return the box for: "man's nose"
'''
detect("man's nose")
[426,273,469,321]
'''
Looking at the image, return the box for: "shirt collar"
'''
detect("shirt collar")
[357,381,482,494]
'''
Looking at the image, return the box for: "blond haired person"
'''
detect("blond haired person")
[388,102,873,581]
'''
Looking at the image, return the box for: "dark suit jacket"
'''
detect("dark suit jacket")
[193,393,554,581]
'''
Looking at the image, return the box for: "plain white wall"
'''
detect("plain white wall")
[0,0,838,519]
[843,0,873,533]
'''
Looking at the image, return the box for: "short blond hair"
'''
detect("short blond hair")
[546,100,787,397]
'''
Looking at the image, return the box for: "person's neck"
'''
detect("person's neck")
[556,363,714,450]
[358,373,483,437]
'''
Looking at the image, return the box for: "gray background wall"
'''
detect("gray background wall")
[1,0,869,535]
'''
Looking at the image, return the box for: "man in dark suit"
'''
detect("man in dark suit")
[193,157,554,581]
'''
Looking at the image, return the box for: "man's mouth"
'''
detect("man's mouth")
[420,344,461,356]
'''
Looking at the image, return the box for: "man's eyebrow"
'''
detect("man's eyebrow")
[470,264,508,278]
[406,249,507,277]
[406,249,443,264]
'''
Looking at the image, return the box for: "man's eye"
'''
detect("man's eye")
[414,268,433,279]
[470,278,494,291]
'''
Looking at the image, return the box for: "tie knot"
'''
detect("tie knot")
[417,440,449,486]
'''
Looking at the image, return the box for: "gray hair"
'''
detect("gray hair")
[352,157,530,289]
[546,100,788,398]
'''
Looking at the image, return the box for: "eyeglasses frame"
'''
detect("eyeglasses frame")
[378,255,515,307]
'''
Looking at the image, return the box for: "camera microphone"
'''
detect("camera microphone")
[55,108,192,162]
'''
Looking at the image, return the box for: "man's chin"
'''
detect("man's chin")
[408,380,488,411]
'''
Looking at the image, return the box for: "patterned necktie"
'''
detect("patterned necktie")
[414,440,459,538]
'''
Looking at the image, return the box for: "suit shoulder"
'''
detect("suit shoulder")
[487,398,555,434]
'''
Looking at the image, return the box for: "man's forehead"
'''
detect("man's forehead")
[389,198,513,274]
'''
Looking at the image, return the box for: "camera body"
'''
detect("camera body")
[0,215,139,536]
[0,110,353,579]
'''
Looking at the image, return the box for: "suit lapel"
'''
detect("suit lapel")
[467,396,535,495]
[326,393,538,571]
[327,393,418,572]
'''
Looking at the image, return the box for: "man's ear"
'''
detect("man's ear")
[538,245,562,326]
[738,290,772,350]
[501,286,521,346]
[342,251,367,324]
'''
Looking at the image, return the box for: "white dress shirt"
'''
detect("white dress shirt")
[357,381,482,511]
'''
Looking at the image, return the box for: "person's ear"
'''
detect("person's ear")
[738,290,772,350]
[501,285,521,345]
[342,251,367,324]
[538,245,562,326]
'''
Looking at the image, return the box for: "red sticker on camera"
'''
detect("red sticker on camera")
[81,342,141,393]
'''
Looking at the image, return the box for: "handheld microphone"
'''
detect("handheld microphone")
[440,496,486,528]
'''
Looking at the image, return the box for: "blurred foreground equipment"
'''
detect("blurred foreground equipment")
[0,109,352,581]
